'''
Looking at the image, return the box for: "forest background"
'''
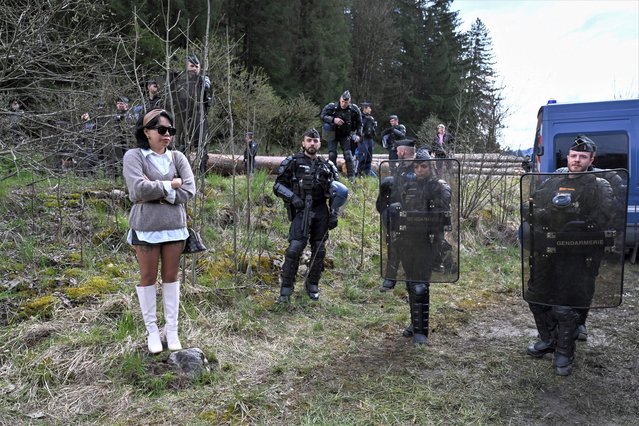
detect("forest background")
[1,0,507,157]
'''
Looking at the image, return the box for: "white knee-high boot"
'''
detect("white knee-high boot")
[162,281,182,351]
[136,284,163,354]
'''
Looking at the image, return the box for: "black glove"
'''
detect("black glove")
[291,196,304,210]
[328,213,339,230]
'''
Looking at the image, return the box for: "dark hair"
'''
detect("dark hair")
[134,109,174,149]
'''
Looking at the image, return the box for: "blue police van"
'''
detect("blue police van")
[529,98,639,259]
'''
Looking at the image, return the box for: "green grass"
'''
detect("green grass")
[0,170,637,425]
[114,312,137,340]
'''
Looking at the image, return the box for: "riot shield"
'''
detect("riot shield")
[378,158,460,283]
[521,169,628,308]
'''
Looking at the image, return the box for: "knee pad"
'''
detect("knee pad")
[285,240,305,260]
[409,282,429,303]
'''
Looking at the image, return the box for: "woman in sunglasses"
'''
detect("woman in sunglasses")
[123,109,196,353]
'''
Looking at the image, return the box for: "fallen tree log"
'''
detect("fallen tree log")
[202,153,527,176]
[203,154,367,176]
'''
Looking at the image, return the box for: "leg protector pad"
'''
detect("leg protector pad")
[552,306,579,358]
[529,303,555,343]
[281,240,305,288]
[408,282,430,336]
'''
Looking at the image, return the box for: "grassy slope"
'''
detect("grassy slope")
[0,171,637,425]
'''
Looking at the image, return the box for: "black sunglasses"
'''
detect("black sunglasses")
[148,125,177,136]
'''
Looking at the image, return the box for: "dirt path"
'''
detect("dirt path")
[449,261,639,425]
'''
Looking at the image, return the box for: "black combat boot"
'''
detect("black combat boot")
[305,282,319,301]
[574,324,588,341]
[380,279,396,292]
[553,353,574,376]
[527,340,555,357]
[402,324,414,337]
[413,330,428,346]
[276,286,293,304]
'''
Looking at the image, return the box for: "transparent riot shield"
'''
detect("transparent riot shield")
[379,158,460,283]
[521,169,628,308]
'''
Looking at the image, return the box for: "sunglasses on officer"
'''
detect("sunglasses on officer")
[147,125,177,136]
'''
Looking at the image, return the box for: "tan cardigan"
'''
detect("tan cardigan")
[123,148,196,232]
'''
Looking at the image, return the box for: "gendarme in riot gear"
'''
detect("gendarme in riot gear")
[320,90,363,182]
[377,147,460,346]
[551,134,627,342]
[273,128,348,303]
[377,139,417,293]
[521,135,626,376]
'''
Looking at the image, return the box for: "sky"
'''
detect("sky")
[453,0,639,151]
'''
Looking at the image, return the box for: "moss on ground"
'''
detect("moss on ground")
[1,172,637,425]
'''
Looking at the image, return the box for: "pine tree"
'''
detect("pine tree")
[457,18,504,152]
[421,0,466,130]
[350,0,401,106]
[388,0,428,130]
[295,0,351,103]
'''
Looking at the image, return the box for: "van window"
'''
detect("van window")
[554,132,628,170]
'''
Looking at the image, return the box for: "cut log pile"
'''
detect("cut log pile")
[202,153,528,176]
